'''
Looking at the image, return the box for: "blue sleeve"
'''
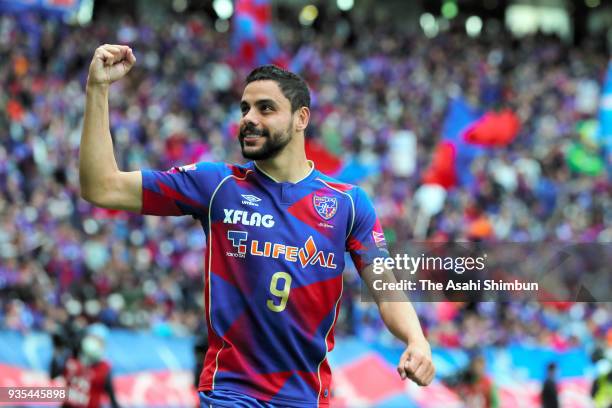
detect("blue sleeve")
[346,187,391,274]
[141,162,230,218]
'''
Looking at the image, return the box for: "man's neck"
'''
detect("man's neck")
[254,153,313,184]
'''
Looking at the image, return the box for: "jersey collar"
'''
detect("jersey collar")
[253,160,316,185]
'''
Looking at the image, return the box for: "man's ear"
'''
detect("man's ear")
[294,106,310,132]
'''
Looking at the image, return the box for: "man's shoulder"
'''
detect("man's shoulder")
[313,172,359,195]
[224,161,255,178]
[172,161,254,178]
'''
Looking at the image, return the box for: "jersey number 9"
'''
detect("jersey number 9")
[267,272,292,312]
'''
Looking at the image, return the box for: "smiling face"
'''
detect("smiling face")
[238,80,295,160]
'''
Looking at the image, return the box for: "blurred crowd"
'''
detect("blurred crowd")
[0,10,610,355]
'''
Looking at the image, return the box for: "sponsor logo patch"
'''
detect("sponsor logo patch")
[226,232,337,269]
[223,209,275,228]
[178,163,197,172]
[226,230,248,258]
[372,231,386,248]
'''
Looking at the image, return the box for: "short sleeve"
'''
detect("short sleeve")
[141,162,230,217]
[346,187,391,274]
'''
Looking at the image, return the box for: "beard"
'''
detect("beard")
[239,122,293,160]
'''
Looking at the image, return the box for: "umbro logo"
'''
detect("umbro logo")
[241,194,262,207]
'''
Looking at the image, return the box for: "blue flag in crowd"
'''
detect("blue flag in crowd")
[442,97,485,186]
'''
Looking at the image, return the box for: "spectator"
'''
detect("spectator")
[591,349,612,408]
[58,325,121,408]
[541,362,559,408]
[458,355,499,408]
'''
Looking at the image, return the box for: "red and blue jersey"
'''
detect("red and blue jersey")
[141,161,389,407]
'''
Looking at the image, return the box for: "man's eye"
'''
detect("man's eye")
[261,105,273,112]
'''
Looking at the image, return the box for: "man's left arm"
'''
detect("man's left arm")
[360,264,435,386]
[347,186,435,386]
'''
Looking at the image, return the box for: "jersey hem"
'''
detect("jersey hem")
[197,392,235,408]
[198,385,329,407]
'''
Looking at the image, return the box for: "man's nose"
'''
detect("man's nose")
[242,109,260,127]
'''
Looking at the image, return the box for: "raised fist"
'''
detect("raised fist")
[87,44,136,86]
[398,338,435,386]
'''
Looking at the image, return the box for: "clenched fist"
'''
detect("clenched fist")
[87,44,136,86]
[398,338,435,386]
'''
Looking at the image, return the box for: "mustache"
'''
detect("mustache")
[239,123,269,138]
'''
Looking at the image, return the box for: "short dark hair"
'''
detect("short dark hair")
[245,65,310,112]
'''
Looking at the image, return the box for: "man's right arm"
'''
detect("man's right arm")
[79,44,141,212]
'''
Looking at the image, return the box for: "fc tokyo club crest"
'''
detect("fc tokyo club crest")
[313,195,338,220]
